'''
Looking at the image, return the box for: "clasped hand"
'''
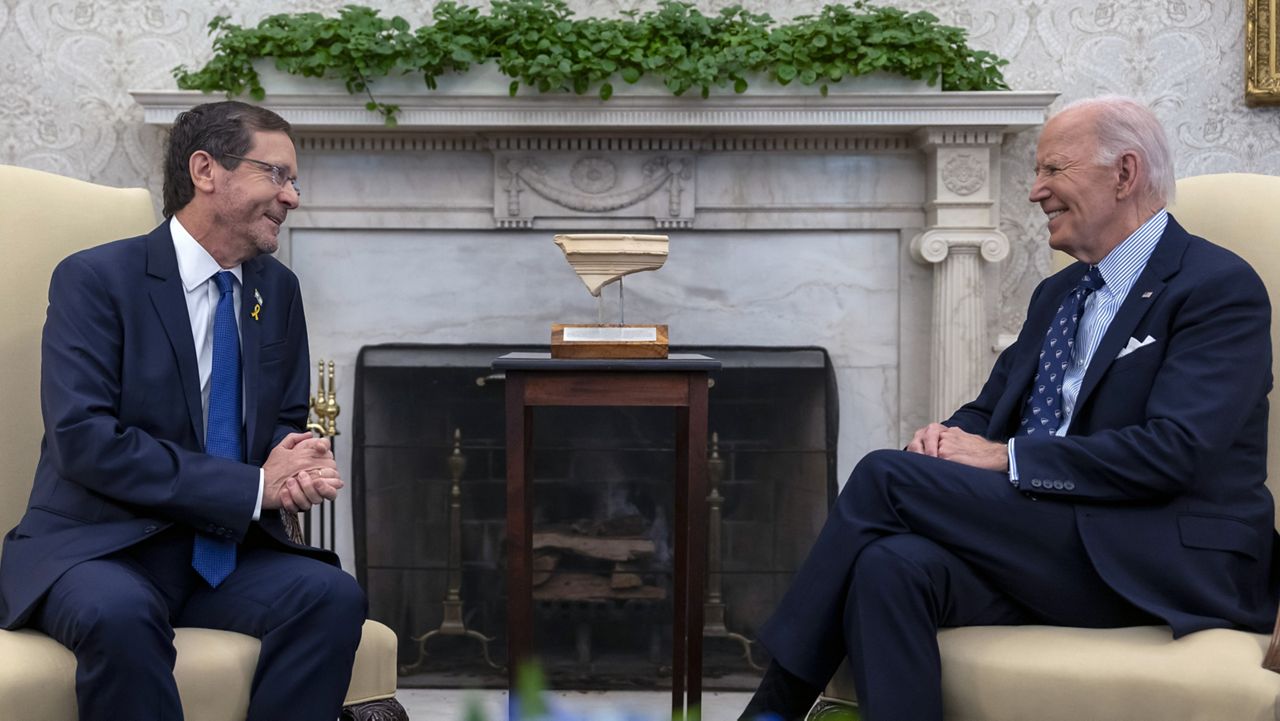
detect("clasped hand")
[906,423,1009,472]
[261,432,344,513]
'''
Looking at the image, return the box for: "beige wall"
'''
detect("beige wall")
[2,0,1277,333]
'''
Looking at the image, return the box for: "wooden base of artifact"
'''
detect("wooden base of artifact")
[550,323,668,359]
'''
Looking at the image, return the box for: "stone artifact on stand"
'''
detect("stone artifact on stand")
[551,233,670,359]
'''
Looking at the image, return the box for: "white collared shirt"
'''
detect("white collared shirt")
[170,216,264,519]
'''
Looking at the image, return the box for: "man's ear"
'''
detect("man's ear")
[188,150,218,195]
[1115,150,1141,200]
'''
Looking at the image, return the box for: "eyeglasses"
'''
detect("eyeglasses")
[221,153,301,197]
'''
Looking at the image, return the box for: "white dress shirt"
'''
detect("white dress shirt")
[170,216,265,518]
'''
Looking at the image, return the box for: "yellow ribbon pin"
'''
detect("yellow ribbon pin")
[251,304,261,321]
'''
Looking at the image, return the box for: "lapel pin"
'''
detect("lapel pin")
[1141,291,1153,298]
[252,288,263,321]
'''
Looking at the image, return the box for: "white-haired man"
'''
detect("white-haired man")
[741,96,1278,720]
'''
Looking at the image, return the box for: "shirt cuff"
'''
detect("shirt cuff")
[1007,439,1020,488]
[253,469,264,521]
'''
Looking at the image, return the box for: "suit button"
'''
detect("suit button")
[143,525,157,534]
[1052,480,1064,490]
[1064,481,1076,491]
[1031,479,1043,488]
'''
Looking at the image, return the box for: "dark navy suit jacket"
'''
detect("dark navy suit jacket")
[0,221,336,629]
[946,215,1278,635]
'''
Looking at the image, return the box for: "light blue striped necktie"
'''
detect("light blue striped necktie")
[192,270,240,587]
[1020,266,1105,436]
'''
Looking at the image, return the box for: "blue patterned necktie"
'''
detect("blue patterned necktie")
[193,270,241,587]
[1020,266,1105,436]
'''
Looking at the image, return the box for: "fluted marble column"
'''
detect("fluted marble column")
[911,130,1011,421]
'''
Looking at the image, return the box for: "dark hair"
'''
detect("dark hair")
[162,101,293,217]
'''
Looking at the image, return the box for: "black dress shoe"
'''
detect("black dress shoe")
[739,659,823,721]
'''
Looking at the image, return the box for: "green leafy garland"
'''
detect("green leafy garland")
[173,0,1009,125]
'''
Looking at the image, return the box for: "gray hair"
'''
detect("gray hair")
[1059,95,1176,206]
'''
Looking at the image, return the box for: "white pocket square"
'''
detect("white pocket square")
[1117,335,1156,359]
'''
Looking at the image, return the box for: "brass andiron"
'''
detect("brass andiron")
[400,429,501,673]
[307,360,340,438]
[304,360,340,550]
[703,431,762,669]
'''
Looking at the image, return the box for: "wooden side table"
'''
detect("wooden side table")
[492,352,720,715]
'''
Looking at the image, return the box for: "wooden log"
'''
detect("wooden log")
[532,531,655,562]
[533,572,666,601]
[610,572,643,590]
[610,561,644,589]
[532,552,559,587]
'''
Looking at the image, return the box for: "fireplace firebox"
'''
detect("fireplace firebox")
[353,344,835,689]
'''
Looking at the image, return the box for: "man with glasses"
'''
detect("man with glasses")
[0,101,365,721]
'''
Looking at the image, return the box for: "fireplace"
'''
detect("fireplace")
[133,86,1054,674]
[353,345,835,687]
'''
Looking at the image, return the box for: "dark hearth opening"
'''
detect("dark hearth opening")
[352,344,836,689]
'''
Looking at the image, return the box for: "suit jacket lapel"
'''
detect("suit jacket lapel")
[240,258,263,455]
[1073,218,1189,415]
[145,224,205,446]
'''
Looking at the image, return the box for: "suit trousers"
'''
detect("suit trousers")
[757,449,1155,721]
[32,525,366,721]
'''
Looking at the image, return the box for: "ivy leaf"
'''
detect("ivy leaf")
[171,0,1010,122]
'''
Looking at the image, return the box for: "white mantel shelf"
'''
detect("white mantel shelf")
[131,89,1056,132]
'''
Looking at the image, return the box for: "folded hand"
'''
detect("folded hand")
[907,423,1008,472]
[262,432,345,512]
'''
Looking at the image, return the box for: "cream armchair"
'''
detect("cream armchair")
[0,164,406,721]
[817,173,1280,721]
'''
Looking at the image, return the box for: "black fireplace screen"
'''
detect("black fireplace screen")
[352,344,837,689]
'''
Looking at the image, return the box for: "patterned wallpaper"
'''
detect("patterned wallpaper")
[3,0,1278,332]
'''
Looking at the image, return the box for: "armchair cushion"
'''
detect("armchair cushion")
[934,625,1277,721]
[0,620,399,721]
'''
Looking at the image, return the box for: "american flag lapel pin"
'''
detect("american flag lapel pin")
[1141,291,1153,298]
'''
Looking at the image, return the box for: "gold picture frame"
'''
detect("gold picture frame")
[1248,0,1280,104]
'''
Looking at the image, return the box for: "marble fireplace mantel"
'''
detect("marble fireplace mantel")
[134,85,1057,567]
[133,86,1055,132]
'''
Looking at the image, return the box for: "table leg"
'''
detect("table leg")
[673,404,689,715]
[685,374,709,711]
[506,374,534,690]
